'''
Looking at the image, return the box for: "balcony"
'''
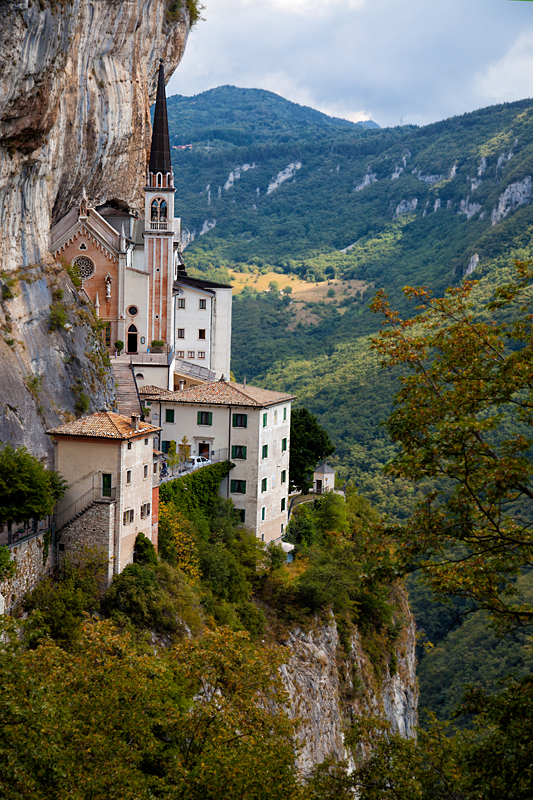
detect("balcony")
[150,222,168,230]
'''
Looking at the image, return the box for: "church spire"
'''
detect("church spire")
[149,60,171,175]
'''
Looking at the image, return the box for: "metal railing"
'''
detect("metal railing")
[55,486,116,531]
[159,448,229,483]
[0,515,54,548]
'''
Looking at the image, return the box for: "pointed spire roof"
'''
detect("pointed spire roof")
[149,61,171,174]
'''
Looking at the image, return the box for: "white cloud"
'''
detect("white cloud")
[167,0,533,128]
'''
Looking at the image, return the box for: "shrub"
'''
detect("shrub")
[134,532,158,568]
[114,340,124,354]
[49,301,69,331]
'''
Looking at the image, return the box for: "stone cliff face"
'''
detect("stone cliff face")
[0,0,190,460]
[281,587,417,775]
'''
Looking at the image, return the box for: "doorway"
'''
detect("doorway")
[315,479,322,494]
[102,473,112,498]
[198,442,210,457]
[127,324,138,353]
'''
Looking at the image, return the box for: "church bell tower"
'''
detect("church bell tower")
[144,60,176,348]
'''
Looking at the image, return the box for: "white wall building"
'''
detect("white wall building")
[141,381,295,543]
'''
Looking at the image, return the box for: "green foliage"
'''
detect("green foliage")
[166,0,204,27]
[160,460,234,518]
[103,561,202,639]
[0,444,66,526]
[0,545,15,582]
[0,618,300,800]
[72,378,90,417]
[371,262,533,630]
[23,553,105,648]
[150,339,165,349]
[26,374,43,397]
[134,531,158,567]
[289,407,335,492]
[49,300,69,331]
[114,340,124,354]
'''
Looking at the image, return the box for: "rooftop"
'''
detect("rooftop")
[314,462,336,475]
[140,380,295,408]
[47,411,161,440]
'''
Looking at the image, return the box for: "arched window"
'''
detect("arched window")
[150,198,168,222]
[127,324,138,354]
[72,256,95,281]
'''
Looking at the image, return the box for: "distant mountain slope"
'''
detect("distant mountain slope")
[166,86,378,151]
[168,91,533,304]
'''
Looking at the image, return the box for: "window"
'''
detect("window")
[144,438,149,445]
[231,445,247,460]
[199,299,207,309]
[197,411,212,426]
[281,438,287,452]
[177,351,185,358]
[230,479,246,494]
[128,305,138,316]
[232,413,247,428]
[198,351,205,359]
[104,322,111,347]
[144,464,149,478]
[261,507,265,521]
[150,198,167,222]
[123,509,134,525]
[235,509,245,523]
[281,497,286,512]
[153,462,157,474]
[283,407,287,421]
[262,444,268,459]
[281,469,286,484]
[178,298,186,309]
[127,442,132,451]
[140,502,151,519]
[198,329,206,340]
[261,478,267,492]
[72,255,95,281]
[126,470,132,484]
[165,409,175,423]
[281,523,284,535]
[274,410,278,424]
[187,351,195,358]
[177,328,185,339]
[162,440,171,454]
[263,413,267,428]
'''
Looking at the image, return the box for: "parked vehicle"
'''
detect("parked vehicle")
[183,456,212,472]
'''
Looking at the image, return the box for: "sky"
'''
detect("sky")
[166,0,533,129]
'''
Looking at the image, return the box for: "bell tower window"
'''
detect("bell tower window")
[150,199,168,228]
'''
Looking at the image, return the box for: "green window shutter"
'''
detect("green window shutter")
[232,414,237,427]
[197,411,202,425]
[165,409,174,423]
[208,412,212,425]
[263,413,267,428]
[231,445,236,459]
[230,480,236,493]
[242,446,247,459]
[283,407,287,421]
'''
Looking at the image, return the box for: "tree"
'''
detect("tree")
[289,407,335,493]
[370,262,533,630]
[0,445,66,526]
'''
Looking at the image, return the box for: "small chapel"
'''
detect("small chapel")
[49,62,232,392]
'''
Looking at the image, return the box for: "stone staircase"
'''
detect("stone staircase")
[112,357,143,417]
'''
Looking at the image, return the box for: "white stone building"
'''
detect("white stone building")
[141,382,295,543]
[47,411,161,580]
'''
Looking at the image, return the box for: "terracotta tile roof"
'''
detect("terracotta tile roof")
[140,380,295,408]
[47,411,161,440]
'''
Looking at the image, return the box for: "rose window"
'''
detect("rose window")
[72,256,95,281]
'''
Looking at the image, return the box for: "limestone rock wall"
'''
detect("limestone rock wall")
[0,0,190,458]
[281,588,418,775]
[0,0,190,274]
[0,529,54,614]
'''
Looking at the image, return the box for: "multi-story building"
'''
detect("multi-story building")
[48,62,232,390]
[141,381,295,543]
[47,411,161,581]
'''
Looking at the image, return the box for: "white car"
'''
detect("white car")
[183,455,212,472]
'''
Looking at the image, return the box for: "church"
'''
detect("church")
[49,63,232,391]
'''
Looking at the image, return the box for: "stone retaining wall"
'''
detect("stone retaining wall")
[0,531,54,613]
[59,500,115,585]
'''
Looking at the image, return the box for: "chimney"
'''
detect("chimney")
[243,376,247,387]
[131,413,140,430]
[178,380,185,391]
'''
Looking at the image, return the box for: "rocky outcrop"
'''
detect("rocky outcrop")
[491,177,532,225]
[281,588,417,775]
[394,198,418,219]
[0,0,190,458]
[0,0,190,274]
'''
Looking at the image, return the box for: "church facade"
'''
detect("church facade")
[49,63,231,390]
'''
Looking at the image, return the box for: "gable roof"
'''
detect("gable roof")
[47,411,161,440]
[174,275,232,293]
[314,462,336,475]
[140,381,295,408]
